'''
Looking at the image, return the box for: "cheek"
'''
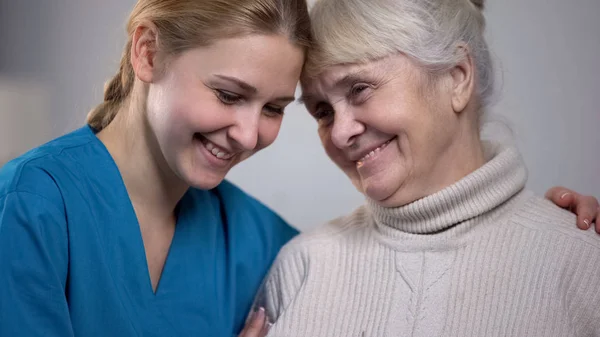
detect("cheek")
[402,104,451,155]
[185,103,223,132]
[169,95,231,136]
[320,129,356,173]
[147,82,194,133]
[323,141,339,164]
[378,98,435,152]
[256,118,283,148]
[146,88,177,146]
[319,129,338,162]
[152,74,225,134]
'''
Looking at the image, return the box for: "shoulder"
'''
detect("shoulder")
[0,127,96,206]
[512,195,600,329]
[188,180,299,261]
[213,180,298,235]
[258,205,373,320]
[510,194,600,249]
[213,180,286,216]
[0,157,71,253]
[0,153,64,210]
[273,205,373,266]
[212,179,273,211]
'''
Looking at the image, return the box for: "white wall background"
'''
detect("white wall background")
[1,0,598,231]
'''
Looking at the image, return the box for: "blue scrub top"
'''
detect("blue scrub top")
[0,126,298,336]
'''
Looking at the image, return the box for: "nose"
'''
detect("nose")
[228,108,260,151]
[330,107,365,149]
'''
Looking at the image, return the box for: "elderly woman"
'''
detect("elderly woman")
[256,0,600,336]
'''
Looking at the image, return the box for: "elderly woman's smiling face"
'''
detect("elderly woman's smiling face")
[301,52,483,207]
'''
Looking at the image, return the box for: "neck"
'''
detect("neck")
[383,118,486,208]
[97,98,188,226]
[427,125,486,195]
[368,142,528,241]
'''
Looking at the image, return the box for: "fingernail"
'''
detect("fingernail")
[560,192,571,199]
[583,219,591,228]
[257,307,266,320]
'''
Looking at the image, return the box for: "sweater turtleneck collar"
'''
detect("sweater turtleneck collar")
[367,142,528,242]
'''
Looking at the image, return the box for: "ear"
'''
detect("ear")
[449,44,476,113]
[130,22,159,84]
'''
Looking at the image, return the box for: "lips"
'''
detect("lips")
[195,135,235,160]
[355,138,394,168]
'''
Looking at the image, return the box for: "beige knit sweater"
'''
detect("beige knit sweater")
[256,143,600,336]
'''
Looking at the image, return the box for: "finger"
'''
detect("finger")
[239,308,266,337]
[544,186,575,209]
[550,190,597,230]
[260,321,273,336]
[574,195,598,231]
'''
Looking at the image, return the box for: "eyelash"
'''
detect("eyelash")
[348,83,371,103]
[263,105,284,116]
[313,104,334,123]
[215,90,284,117]
[311,83,372,123]
[215,90,241,105]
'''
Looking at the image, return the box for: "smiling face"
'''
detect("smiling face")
[301,53,482,207]
[145,34,304,190]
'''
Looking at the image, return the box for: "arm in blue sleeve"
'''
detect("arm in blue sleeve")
[0,191,74,337]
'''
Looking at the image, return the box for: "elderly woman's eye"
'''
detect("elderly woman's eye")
[312,103,334,123]
[351,84,368,94]
[314,109,333,120]
[349,83,372,102]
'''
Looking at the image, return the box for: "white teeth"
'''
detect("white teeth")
[201,138,233,160]
[357,140,392,164]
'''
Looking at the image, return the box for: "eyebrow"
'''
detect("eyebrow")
[214,74,295,103]
[214,75,258,93]
[297,69,373,105]
[332,70,369,90]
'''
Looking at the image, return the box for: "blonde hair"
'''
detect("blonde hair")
[87,0,312,131]
[305,0,493,110]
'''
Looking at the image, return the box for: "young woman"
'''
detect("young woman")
[0,1,309,336]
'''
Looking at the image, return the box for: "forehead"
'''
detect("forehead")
[300,58,391,101]
[178,34,304,93]
[303,63,367,91]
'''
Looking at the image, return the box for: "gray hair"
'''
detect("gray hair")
[305,0,494,110]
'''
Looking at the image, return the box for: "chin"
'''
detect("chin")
[358,165,412,206]
[184,169,227,190]
[364,184,396,203]
[361,174,407,207]
[358,174,393,200]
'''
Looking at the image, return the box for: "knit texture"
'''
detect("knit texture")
[258,143,600,336]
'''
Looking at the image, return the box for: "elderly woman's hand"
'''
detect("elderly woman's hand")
[239,307,271,337]
[545,186,600,233]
